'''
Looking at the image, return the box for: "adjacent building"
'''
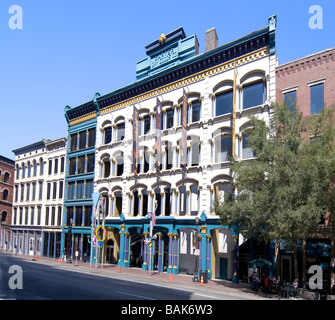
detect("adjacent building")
[11,138,66,257]
[276,47,335,291]
[64,16,277,281]
[0,155,15,251]
[61,108,97,262]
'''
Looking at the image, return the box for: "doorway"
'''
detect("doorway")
[281,255,292,283]
[219,257,228,280]
[106,239,114,264]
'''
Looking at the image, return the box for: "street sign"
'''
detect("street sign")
[92,192,100,208]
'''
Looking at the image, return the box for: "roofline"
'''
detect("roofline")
[65,24,271,120]
[277,47,335,68]
[12,139,50,156]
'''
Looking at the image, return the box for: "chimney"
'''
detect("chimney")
[205,27,218,52]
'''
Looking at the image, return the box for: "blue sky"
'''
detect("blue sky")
[0,0,334,160]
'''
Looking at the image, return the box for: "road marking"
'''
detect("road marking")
[114,290,155,300]
[191,293,218,299]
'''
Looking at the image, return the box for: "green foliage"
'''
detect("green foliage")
[215,103,335,246]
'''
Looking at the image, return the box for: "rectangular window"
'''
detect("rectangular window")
[216,91,233,116]
[215,137,232,162]
[30,207,35,225]
[60,157,65,173]
[48,160,52,175]
[79,131,86,149]
[70,133,77,151]
[284,90,297,112]
[37,206,41,225]
[88,128,96,147]
[52,182,57,199]
[20,184,24,202]
[310,83,324,114]
[75,206,82,226]
[25,207,29,225]
[54,158,58,174]
[26,183,30,201]
[59,181,64,199]
[76,181,84,199]
[77,156,85,174]
[68,182,75,200]
[67,207,73,226]
[57,207,62,226]
[45,207,49,226]
[47,183,51,200]
[87,154,95,173]
[243,81,265,109]
[84,206,92,226]
[39,182,43,200]
[32,183,36,201]
[85,179,94,199]
[69,158,76,175]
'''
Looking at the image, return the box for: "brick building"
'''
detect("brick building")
[276,47,335,292]
[276,47,335,115]
[0,155,15,250]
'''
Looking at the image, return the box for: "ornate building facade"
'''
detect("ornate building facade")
[63,16,277,280]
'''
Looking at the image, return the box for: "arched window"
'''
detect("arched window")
[27,161,31,177]
[3,189,9,201]
[241,71,266,110]
[21,163,25,179]
[33,160,38,176]
[214,134,232,163]
[4,172,10,183]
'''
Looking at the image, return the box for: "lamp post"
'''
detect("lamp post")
[67,218,73,263]
[193,216,200,282]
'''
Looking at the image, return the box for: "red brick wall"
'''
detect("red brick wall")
[276,48,335,117]
[0,157,15,225]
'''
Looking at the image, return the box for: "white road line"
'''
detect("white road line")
[114,290,155,300]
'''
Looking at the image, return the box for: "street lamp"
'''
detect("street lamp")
[193,215,200,282]
[68,218,73,263]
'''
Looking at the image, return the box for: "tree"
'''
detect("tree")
[215,102,335,279]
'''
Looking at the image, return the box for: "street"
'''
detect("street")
[0,251,266,301]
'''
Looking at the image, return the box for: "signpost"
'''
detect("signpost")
[90,192,106,269]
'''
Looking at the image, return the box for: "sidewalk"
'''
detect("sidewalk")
[3,251,281,299]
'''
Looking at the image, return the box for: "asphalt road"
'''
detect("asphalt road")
[0,251,263,301]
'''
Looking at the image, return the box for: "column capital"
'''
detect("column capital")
[200,226,207,234]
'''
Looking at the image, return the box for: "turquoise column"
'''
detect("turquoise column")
[206,234,212,279]
[200,227,207,273]
[124,232,130,267]
[157,233,163,273]
[142,232,149,271]
[60,230,65,259]
[118,225,126,267]
[167,233,173,274]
